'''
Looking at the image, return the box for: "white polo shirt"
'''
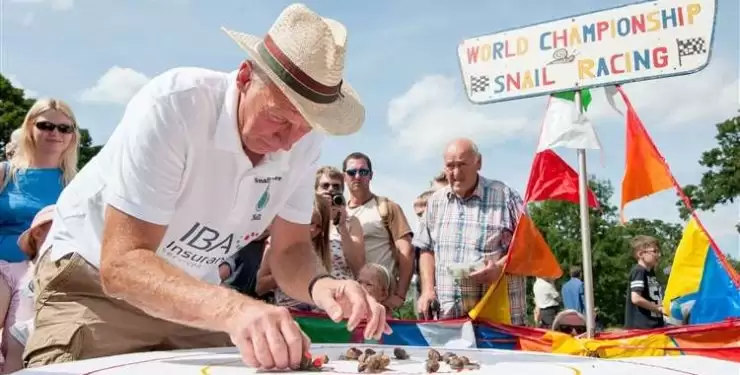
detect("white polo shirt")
[42,67,322,284]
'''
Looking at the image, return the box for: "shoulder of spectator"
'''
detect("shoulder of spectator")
[481,177,524,199]
[422,188,451,214]
[385,198,413,237]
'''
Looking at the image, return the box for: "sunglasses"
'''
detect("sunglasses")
[35,121,75,134]
[345,168,370,178]
[556,324,587,334]
[319,182,342,191]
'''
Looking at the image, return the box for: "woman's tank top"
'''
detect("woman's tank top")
[0,165,64,262]
[328,222,355,280]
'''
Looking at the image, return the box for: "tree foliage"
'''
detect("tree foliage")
[676,116,740,233]
[0,74,102,168]
[530,177,683,327]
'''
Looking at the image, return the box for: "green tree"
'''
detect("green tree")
[676,116,740,233]
[529,177,682,327]
[0,74,102,167]
[0,75,35,160]
[727,256,740,275]
[77,128,103,169]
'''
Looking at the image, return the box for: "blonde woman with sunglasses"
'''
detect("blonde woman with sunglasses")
[0,99,79,370]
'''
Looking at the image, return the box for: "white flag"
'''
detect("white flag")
[604,86,623,116]
[536,96,602,152]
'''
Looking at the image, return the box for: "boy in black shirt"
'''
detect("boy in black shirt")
[624,235,665,329]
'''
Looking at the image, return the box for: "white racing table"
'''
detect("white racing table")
[13,344,740,374]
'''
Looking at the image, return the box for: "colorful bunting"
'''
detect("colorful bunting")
[524,149,599,208]
[663,217,740,325]
[617,87,674,222]
[537,93,601,152]
[506,213,563,279]
[553,89,592,111]
[469,211,563,324]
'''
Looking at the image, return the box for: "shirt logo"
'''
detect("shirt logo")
[256,185,270,213]
[161,222,235,269]
[254,176,282,184]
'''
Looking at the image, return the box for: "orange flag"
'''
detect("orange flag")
[618,87,674,222]
[506,212,562,279]
[469,211,561,322]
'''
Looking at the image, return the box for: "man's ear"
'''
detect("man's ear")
[236,60,254,91]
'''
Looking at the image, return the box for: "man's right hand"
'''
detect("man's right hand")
[227,302,311,370]
[416,291,437,320]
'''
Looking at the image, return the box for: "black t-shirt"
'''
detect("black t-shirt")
[227,238,269,300]
[624,264,665,329]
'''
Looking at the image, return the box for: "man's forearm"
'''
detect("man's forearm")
[419,251,436,295]
[634,294,662,313]
[395,245,414,297]
[269,241,326,303]
[339,231,364,275]
[101,249,256,333]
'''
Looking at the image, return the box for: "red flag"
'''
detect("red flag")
[617,87,674,222]
[524,149,599,208]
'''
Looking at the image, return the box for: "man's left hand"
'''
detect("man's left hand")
[311,278,392,340]
[469,256,508,285]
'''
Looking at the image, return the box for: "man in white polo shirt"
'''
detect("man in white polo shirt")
[24,4,389,371]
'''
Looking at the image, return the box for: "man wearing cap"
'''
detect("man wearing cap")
[24,4,388,371]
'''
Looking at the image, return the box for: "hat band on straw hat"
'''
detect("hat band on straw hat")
[257,34,343,104]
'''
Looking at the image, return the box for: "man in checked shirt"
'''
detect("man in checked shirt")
[414,138,528,325]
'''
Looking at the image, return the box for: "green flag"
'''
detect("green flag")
[552,89,592,111]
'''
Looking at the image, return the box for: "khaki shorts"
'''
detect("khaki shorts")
[23,251,232,368]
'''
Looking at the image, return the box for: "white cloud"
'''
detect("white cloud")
[587,59,739,129]
[79,66,150,105]
[387,75,537,162]
[10,0,73,11]
[6,75,39,98]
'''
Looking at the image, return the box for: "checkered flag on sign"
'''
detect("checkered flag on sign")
[470,75,490,93]
[676,37,707,66]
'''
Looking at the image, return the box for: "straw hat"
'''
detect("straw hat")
[221,3,364,136]
[17,205,55,258]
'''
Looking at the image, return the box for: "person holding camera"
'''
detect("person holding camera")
[315,166,365,279]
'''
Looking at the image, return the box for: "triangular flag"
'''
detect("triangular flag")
[618,88,674,222]
[524,149,599,208]
[603,85,623,116]
[469,212,562,323]
[467,274,511,323]
[505,212,563,278]
[553,89,592,111]
[663,217,740,323]
[662,217,711,314]
[537,93,602,152]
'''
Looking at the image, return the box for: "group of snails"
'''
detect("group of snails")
[332,346,480,373]
[425,348,481,373]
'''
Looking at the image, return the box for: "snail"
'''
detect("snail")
[425,359,440,373]
[393,347,410,360]
[340,347,362,360]
[427,349,442,361]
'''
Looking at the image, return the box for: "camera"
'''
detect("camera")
[331,193,345,206]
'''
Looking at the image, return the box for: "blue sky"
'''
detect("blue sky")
[2,0,738,258]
